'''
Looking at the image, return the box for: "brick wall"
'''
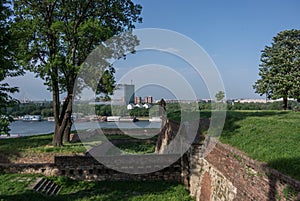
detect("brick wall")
[186,142,300,201]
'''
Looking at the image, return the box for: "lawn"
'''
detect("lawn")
[0,133,157,163]
[0,173,193,201]
[220,110,300,180]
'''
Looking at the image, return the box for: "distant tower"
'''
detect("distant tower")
[112,84,135,105]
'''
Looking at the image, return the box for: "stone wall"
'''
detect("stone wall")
[54,155,182,182]
[187,142,300,201]
[0,163,58,176]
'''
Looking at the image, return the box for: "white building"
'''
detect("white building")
[143,103,152,109]
[127,103,135,110]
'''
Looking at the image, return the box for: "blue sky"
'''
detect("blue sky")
[7,0,300,100]
[126,0,300,99]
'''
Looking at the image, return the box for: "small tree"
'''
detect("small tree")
[0,0,23,135]
[253,29,300,110]
[215,91,225,102]
[13,0,142,146]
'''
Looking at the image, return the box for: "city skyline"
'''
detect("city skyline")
[5,1,300,101]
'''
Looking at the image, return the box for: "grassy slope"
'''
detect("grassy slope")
[220,111,300,180]
[0,174,193,201]
[0,134,157,162]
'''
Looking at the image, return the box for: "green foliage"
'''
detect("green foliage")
[111,105,129,116]
[95,105,112,116]
[129,107,149,117]
[215,91,225,101]
[253,29,300,109]
[0,0,23,135]
[12,0,142,145]
[8,102,53,117]
[228,100,298,110]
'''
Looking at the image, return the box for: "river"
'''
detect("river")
[9,120,161,136]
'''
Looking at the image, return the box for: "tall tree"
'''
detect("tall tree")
[215,91,225,102]
[0,0,22,135]
[12,0,142,145]
[253,29,300,110]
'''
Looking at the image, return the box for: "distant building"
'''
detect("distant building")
[127,103,135,110]
[143,103,152,109]
[143,96,153,104]
[126,103,153,110]
[135,96,142,104]
[112,84,135,105]
[135,103,143,108]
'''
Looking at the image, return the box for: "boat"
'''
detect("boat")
[149,117,162,122]
[22,115,42,122]
[47,117,55,122]
[107,116,121,122]
[119,116,138,122]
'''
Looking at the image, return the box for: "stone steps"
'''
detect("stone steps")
[33,178,61,196]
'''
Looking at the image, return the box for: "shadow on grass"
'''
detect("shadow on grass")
[267,157,300,182]
[266,157,300,201]
[0,180,189,201]
[0,134,52,163]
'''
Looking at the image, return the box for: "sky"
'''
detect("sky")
[6,0,300,101]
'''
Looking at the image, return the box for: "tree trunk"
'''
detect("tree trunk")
[52,73,63,146]
[283,97,288,110]
[53,123,63,146]
[52,91,73,146]
[63,119,72,143]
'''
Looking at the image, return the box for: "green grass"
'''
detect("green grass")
[0,134,86,162]
[0,133,157,162]
[118,142,156,154]
[220,110,300,180]
[0,173,193,201]
[109,141,156,155]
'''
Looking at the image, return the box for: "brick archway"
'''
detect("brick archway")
[199,172,212,201]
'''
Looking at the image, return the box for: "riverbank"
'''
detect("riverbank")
[8,120,161,136]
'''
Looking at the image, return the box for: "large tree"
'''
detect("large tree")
[12,0,142,145]
[0,0,22,135]
[253,29,300,110]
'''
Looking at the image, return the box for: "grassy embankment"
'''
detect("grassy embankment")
[219,110,300,181]
[172,110,300,180]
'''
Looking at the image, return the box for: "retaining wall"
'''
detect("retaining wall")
[187,142,300,201]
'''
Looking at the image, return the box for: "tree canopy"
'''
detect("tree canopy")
[253,29,300,110]
[215,91,225,102]
[0,0,23,135]
[12,0,142,145]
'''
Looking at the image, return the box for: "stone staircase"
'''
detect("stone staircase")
[33,178,61,196]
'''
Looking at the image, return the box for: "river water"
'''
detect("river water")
[9,120,161,136]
